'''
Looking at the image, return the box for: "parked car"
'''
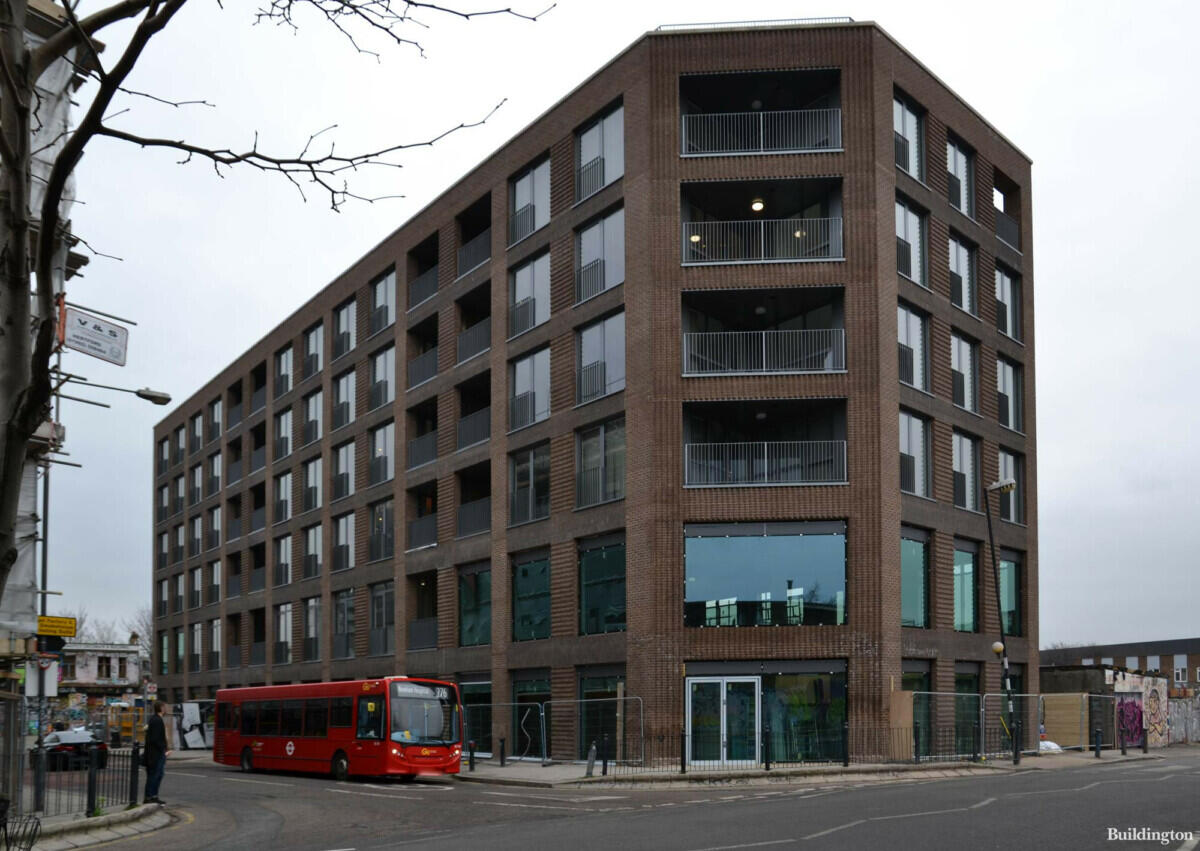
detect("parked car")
[33,730,109,770]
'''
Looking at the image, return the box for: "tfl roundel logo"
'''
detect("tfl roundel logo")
[285,741,295,756]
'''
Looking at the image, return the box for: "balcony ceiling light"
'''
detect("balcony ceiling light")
[750,198,765,213]
[755,411,767,421]
[689,233,702,243]
[793,229,807,239]
[754,306,767,316]
[750,99,763,111]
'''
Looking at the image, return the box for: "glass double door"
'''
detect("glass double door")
[687,677,759,766]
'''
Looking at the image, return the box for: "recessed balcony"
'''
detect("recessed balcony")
[682,287,845,375]
[681,179,843,264]
[680,69,841,156]
[683,399,847,487]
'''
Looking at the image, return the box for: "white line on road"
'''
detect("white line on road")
[803,819,865,839]
[172,771,208,778]
[225,777,295,787]
[474,800,592,811]
[479,790,627,803]
[329,789,420,801]
[358,782,452,792]
[688,840,796,851]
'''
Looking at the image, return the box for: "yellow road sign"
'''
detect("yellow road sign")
[37,616,76,637]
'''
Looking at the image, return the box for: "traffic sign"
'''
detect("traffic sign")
[146,683,158,696]
[37,616,76,637]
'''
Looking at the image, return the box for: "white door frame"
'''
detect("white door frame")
[685,676,760,766]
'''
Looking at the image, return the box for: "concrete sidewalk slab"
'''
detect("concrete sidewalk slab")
[33,804,173,850]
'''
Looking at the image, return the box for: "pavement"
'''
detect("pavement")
[25,745,1182,849]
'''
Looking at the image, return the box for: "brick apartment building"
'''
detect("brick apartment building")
[1042,639,1200,691]
[150,18,1037,763]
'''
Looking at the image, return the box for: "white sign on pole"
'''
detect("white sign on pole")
[24,661,58,697]
[62,307,128,366]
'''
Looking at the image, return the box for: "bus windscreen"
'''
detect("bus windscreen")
[390,682,460,746]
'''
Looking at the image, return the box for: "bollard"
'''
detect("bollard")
[842,721,850,767]
[33,746,46,813]
[585,741,597,778]
[973,720,982,762]
[913,726,921,764]
[499,737,506,767]
[468,739,476,772]
[602,732,609,777]
[680,730,687,775]
[1012,720,1021,766]
[1119,727,1126,756]
[763,725,771,772]
[86,743,99,816]
[129,739,141,806]
[1093,726,1102,758]
[1142,726,1148,754]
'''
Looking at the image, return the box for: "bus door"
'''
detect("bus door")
[351,694,386,775]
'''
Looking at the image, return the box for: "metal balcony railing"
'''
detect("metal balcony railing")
[303,554,319,579]
[995,209,1020,250]
[369,304,391,336]
[457,406,490,449]
[228,459,242,484]
[331,472,349,501]
[172,547,183,565]
[332,400,351,430]
[207,475,220,497]
[208,584,219,604]
[456,317,491,363]
[273,562,290,586]
[682,108,841,155]
[682,217,843,263]
[683,328,846,375]
[368,531,394,562]
[408,514,438,550]
[228,516,242,540]
[188,539,201,557]
[576,464,624,507]
[249,641,266,666]
[407,347,438,389]
[407,430,438,469]
[208,421,221,442]
[369,626,394,656]
[274,641,291,665]
[250,446,265,472]
[207,530,220,550]
[207,651,220,670]
[408,617,438,650]
[894,131,910,171]
[332,544,350,573]
[274,372,290,398]
[408,265,439,309]
[228,402,243,428]
[250,506,265,533]
[172,594,183,613]
[226,646,241,668]
[303,636,319,661]
[509,391,539,431]
[332,633,353,660]
[189,653,201,673]
[508,203,535,246]
[250,385,266,413]
[577,360,622,404]
[249,566,266,591]
[302,353,319,380]
[575,155,605,201]
[456,496,490,537]
[227,575,241,597]
[457,228,491,277]
[684,440,848,486]
[508,296,536,338]
[188,590,201,609]
[369,455,391,486]
[575,258,606,304]
[369,379,390,411]
[274,436,289,461]
[509,487,549,526]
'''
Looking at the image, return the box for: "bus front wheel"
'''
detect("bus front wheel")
[240,748,253,772]
[331,752,349,782]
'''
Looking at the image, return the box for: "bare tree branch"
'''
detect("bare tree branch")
[31,0,154,80]
[59,0,108,83]
[96,98,506,209]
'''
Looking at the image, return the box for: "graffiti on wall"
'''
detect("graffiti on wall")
[1168,697,1200,744]
[1145,681,1168,747]
[1117,696,1144,747]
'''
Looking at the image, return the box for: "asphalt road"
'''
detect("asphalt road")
[101,749,1200,851]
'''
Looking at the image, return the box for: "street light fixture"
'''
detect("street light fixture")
[58,376,171,405]
[983,477,1017,763]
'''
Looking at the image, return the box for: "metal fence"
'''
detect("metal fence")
[682,108,842,155]
[684,440,847,486]
[14,743,140,820]
[682,217,843,263]
[683,328,845,375]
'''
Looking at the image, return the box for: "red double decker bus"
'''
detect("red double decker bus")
[214,677,462,781]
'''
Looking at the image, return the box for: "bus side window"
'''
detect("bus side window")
[304,699,328,737]
[259,701,281,736]
[281,700,304,737]
[330,697,353,728]
[217,703,230,730]
[241,702,258,736]
[356,696,384,739]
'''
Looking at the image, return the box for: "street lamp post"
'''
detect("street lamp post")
[983,477,1017,764]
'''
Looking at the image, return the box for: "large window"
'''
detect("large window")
[997,357,1023,431]
[509,158,550,245]
[370,269,395,335]
[995,265,1021,340]
[332,370,355,430]
[332,441,354,500]
[897,303,928,391]
[510,348,550,430]
[303,322,324,378]
[509,443,550,525]
[512,553,550,641]
[369,421,394,485]
[274,346,292,397]
[576,313,625,404]
[332,589,355,659]
[952,431,979,511]
[302,456,322,511]
[303,524,322,578]
[333,298,356,359]
[895,198,925,284]
[950,332,977,412]
[303,390,322,445]
[576,418,625,507]
[575,207,625,303]
[274,603,292,664]
[900,529,928,628]
[953,543,977,632]
[893,94,923,179]
[508,252,550,337]
[998,449,1024,523]
[274,472,291,522]
[332,513,355,572]
[303,597,320,661]
[575,103,623,201]
[946,135,974,216]
[684,522,847,627]
[579,537,625,635]
[948,234,975,314]
[369,581,394,656]
[369,346,395,410]
[458,562,491,647]
[368,499,393,561]
[899,410,929,498]
[999,551,1021,636]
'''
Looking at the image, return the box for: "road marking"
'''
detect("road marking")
[479,790,627,803]
[359,782,452,792]
[971,797,997,809]
[688,840,795,851]
[225,777,294,787]
[1176,831,1200,851]
[329,788,420,801]
[803,820,865,839]
[474,800,592,811]
[171,771,208,778]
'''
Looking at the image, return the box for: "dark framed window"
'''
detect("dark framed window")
[512,553,550,641]
[999,550,1022,637]
[458,562,491,647]
[900,528,928,628]
[579,537,625,635]
[899,410,929,498]
[509,443,550,525]
[329,697,353,727]
[953,542,977,633]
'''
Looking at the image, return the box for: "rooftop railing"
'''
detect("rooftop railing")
[682,108,841,155]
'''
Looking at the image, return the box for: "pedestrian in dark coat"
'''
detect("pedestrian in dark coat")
[144,701,170,805]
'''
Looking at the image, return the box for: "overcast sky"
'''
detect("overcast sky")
[46,0,1199,648]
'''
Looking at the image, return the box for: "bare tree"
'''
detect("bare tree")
[56,605,119,641]
[123,603,151,657]
[0,0,549,605]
